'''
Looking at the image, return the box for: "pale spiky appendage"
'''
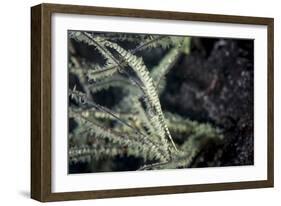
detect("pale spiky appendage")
[99,38,178,152]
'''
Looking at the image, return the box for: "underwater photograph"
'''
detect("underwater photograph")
[67,30,254,174]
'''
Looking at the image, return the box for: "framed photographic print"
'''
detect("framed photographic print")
[31,3,274,202]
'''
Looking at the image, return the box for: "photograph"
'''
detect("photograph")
[68,30,254,174]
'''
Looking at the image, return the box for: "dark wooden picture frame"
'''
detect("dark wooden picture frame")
[31,3,274,202]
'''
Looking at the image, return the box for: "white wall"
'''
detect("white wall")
[0,0,279,205]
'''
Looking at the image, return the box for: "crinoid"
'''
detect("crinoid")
[68,31,223,172]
